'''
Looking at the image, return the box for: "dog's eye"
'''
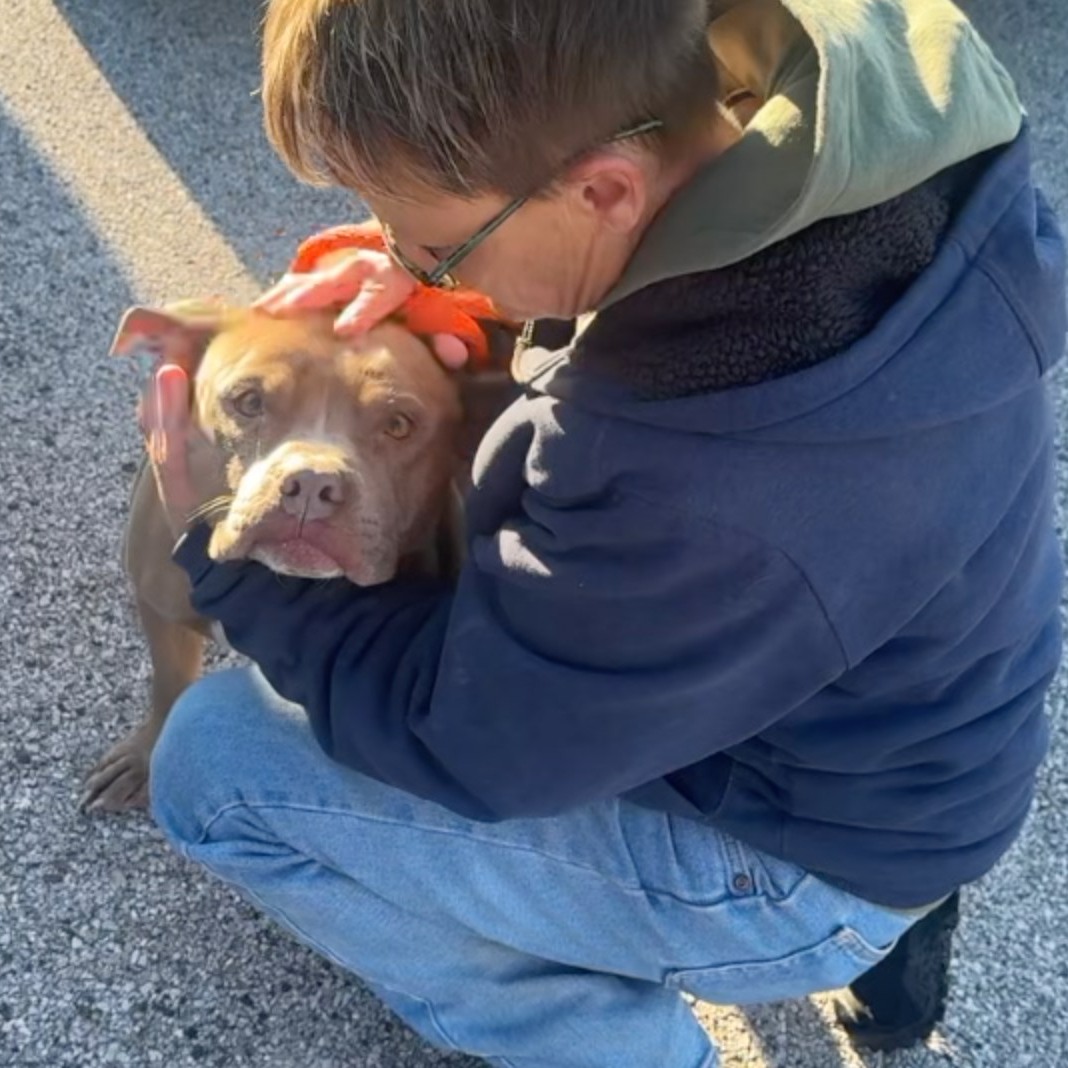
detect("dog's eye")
[384,412,414,440]
[231,388,264,419]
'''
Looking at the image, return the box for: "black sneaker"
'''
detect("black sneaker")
[834,889,961,1052]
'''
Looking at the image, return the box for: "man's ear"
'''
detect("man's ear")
[566,150,647,234]
[109,298,238,378]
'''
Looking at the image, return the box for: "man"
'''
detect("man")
[144,2,1066,1065]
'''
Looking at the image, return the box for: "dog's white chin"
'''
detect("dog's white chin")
[251,541,345,580]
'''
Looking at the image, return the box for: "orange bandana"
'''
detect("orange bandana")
[290,222,506,366]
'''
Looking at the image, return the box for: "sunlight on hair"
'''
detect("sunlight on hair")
[0,1,254,302]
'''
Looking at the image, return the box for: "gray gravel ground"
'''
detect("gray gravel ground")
[1,1,1066,1066]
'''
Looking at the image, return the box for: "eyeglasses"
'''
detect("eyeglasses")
[380,118,664,290]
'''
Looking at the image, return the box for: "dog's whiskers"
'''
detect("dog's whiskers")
[187,495,232,518]
[186,495,234,523]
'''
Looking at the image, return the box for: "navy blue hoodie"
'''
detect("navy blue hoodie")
[175,130,1066,909]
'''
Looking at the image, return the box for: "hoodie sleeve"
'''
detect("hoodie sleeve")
[174,487,847,821]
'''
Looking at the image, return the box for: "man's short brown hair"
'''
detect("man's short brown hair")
[262,0,719,199]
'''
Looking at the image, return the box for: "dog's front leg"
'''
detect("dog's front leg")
[82,596,206,814]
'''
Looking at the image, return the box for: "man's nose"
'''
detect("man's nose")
[280,470,346,520]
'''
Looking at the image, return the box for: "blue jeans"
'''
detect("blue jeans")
[149,667,917,1068]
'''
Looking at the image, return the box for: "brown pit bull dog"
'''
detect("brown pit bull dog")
[82,298,515,814]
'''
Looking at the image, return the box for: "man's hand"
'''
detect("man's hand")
[253,248,470,369]
[254,247,416,336]
[140,364,229,540]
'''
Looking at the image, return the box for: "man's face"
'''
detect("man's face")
[363,166,648,323]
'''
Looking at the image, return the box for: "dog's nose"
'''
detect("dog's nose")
[280,470,345,520]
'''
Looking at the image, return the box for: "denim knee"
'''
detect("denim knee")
[149,667,262,848]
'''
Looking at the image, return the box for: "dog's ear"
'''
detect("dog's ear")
[109,299,237,378]
[454,368,520,471]
[475,318,524,372]
[451,327,522,491]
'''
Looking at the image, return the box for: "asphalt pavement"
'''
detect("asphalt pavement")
[1,1,1066,1065]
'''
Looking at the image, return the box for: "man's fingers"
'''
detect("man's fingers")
[332,287,387,337]
[140,367,164,465]
[254,256,378,315]
[430,333,471,369]
[334,272,416,336]
[252,272,316,313]
[143,365,197,513]
[156,364,191,435]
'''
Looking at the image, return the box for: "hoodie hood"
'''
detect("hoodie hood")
[602,0,1023,306]
[519,130,1066,441]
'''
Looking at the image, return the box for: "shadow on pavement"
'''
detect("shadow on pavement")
[50,0,357,286]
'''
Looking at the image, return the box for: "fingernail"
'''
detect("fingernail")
[256,286,303,314]
[335,294,376,335]
[334,314,364,337]
[253,274,297,307]
[253,296,286,315]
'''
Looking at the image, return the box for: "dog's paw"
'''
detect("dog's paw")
[81,727,155,814]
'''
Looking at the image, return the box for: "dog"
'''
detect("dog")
[82,293,516,814]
